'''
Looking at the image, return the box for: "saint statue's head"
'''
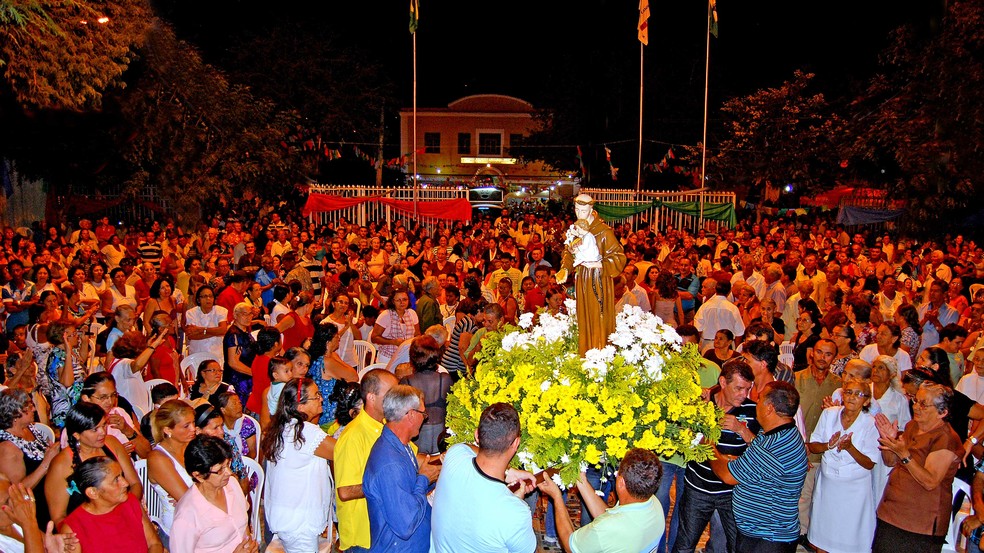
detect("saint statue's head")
[574,194,595,220]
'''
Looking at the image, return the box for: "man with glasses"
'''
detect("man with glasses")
[363,385,442,553]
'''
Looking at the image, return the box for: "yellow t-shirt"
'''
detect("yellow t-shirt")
[334,410,418,549]
[335,410,384,550]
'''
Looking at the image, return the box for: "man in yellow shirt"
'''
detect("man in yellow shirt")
[335,369,399,551]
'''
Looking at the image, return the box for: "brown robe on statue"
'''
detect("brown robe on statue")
[560,214,627,355]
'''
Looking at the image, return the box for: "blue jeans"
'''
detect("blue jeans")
[545,465,615,538]
[656,462,686,552]
[672,485,736,553]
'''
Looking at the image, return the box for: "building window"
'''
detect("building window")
[478,133,502,156]
[458,133,471,154]
[424,132,441,153]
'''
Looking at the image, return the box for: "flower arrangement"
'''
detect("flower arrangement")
[446,301,722,486]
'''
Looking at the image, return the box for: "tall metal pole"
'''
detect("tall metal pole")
[636,42,644,194]
[699,4,711,228]
[413,31,418,219]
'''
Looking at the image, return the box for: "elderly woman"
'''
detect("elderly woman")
[261,378,336,553]
[873,383,962,553]
[40,321,89,429]
[183,285,229,360]
[0,390,57,530]
[189,360,234,403]
[44,402,143,526]
[192,405,249,496]
[223,303,257,405]
[400,335,452,454]
[170,436,257,553]
[213,392,258,462]
[147,399,196,538]
[871,355,912,504]
[60,457,164,552]
[807,380,879,553]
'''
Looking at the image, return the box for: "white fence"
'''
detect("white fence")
[581,188,737,233]
[306,185,468,230]
[306,185,735,233]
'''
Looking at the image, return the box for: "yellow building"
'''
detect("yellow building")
[399,94,576,200]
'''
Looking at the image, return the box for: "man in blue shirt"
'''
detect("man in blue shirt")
[362,385,441,553]
[918,280,960,353]
[709,381,808,553]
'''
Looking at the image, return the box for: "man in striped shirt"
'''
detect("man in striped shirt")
[709,381,808,553]
[675,359,760,553]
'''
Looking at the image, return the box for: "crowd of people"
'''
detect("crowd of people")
[0,197,981,553]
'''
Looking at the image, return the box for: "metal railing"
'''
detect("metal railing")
[305,185,735,233]
[306,185,469,229]
[580,188,737,233]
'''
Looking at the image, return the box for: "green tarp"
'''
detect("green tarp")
[595,199,736,227]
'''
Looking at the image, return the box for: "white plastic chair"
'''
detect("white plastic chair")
[145,378,175,407]
[180,351,222,381]
[242,414,261,461]
[134,459,168,526]
[33,423,55,445]
[779,341,795,357]
[353,340,377,372]
[359,363,388,381]
[945,477,973,553]
[778,353,795,368]
[241,457,265,541]
[443,315,456,334]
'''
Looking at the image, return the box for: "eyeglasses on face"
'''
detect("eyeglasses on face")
[842,389,870,399]
[91,392,119,401]
[208,462,233,476]
[409,408,429,422]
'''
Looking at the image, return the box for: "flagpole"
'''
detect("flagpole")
[412,29,418,220]
[636,42,644,194]
[699,4,711,230]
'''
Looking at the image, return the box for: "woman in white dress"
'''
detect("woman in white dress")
[807,379,880,553]
[183,285,229,359]
[260,378,336,553]
[870,354,911,504]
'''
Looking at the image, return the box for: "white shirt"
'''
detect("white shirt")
[732,271,766,300]
[859,343,912,374]
[694,295,745,342]
[109,358,150,415]
[957,373,984,403]
[184,305,229,358]
[264,421,333,537]
[109,284,137,311]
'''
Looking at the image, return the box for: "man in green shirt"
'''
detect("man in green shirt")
[539,448,666,553]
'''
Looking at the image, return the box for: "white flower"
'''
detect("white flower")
[541,381,552,392]
[564,298,577,314]
[551,473,567,489]
[518,312,535,329]
[561,454,570,464]
[446,428,455,437]
[691,432,704,446]
[560,378,571,387]
[579,461,589,473]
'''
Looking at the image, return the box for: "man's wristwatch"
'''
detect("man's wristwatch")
[900,456,911,465]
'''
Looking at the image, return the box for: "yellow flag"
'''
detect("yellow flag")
[638,0,650,45]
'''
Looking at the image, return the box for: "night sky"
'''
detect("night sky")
[148,0,940,172]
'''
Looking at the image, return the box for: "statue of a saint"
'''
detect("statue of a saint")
[556,194,627,355]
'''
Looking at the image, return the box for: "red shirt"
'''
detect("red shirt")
[246,354,271,414]
[281,311,313,351]
[216,286,245,321]
[524,287,546,313]
[149,336,180,386]
[61,494,148,552]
